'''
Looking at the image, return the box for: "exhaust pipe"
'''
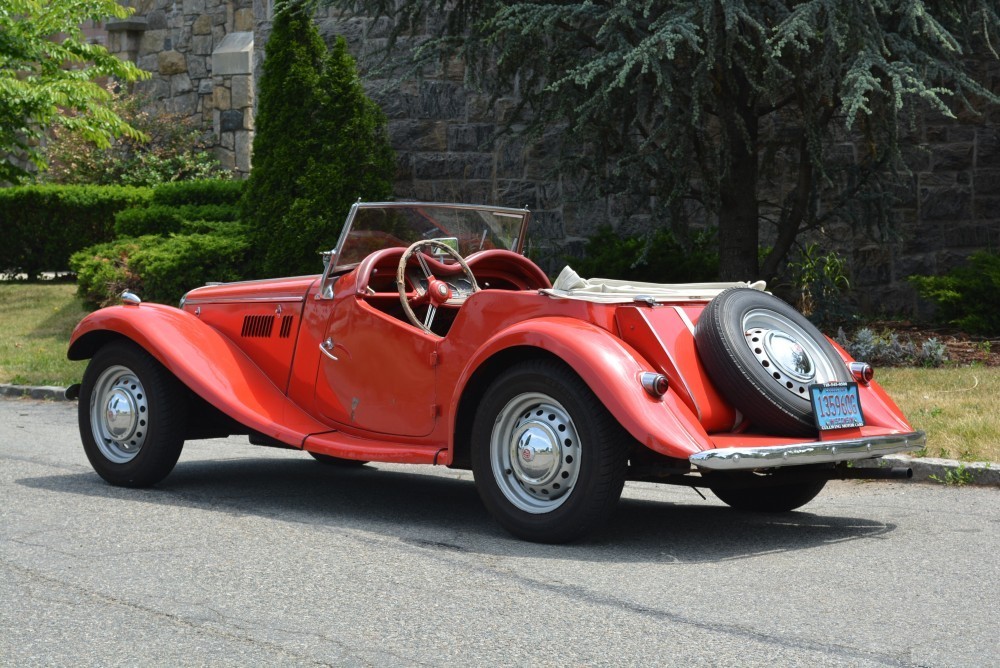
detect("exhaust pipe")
[834,466,912,480]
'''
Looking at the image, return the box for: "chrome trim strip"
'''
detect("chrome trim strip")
[689,431,925,471]
[181,296,306,305]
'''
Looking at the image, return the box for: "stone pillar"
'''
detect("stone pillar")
[210,32,255,176]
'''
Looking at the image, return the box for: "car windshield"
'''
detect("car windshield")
[333,203,530,269]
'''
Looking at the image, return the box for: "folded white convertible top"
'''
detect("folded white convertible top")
[540,266,766,304]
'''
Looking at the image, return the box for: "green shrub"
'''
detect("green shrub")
[114,205,184,237]
[41,85,231,187]
[114,203,240,237]
[71,225,250,307]
[910,252,1000,335]
[152,180,244,207]
[572,226,719,283]
[0,185,153,279]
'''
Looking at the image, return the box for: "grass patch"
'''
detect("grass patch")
[0,283,88,386]
[877,367,1000,463]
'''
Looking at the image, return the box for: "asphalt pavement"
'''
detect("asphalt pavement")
[2,397,999,667]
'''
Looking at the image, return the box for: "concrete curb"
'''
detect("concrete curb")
[852,454,1000,487]
[1,384,73,401]
[2,385,997,487]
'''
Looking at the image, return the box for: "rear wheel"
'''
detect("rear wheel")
[79,340,187,487]
[471,360,629,543]
[709,478,827,512]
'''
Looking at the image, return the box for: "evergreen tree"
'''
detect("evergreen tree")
[242,2,394,277]
[325,0,1000,281]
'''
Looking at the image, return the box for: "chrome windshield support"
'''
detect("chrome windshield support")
[689,431,926,471]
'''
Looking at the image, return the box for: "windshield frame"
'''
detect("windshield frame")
[319,201,531,297]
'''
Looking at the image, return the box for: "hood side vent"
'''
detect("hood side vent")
[279,315,293,338]
[242,315,275,338]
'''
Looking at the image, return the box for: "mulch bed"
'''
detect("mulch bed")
[857,321,1000,367]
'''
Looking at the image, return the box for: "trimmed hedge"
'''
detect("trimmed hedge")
[114,203,240,237]
[0,185,153,278]
[71,222,250,307]
[151,179,244,207]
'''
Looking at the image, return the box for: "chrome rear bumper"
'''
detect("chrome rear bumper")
[689,431,925,471]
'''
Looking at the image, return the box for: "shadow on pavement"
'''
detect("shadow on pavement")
[18,452,895,564]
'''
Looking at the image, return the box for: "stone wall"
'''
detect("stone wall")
[107,0,256,175]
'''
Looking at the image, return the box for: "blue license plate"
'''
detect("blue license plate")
[809,382,865,431]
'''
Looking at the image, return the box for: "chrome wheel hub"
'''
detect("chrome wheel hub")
[491,392,581,514]
[90,365,148,464]
[742,308,839,399]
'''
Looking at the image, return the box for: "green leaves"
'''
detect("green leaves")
[0,0,148,183]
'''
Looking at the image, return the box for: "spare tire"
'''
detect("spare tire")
[694,288,851,436]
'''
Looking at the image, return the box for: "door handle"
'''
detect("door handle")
[319,338,338,361]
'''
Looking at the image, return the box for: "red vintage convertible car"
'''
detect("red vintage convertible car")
[69,202,924,542]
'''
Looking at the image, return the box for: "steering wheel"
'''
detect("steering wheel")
[397,239,480,334]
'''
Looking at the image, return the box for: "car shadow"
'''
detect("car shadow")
[18,453,895,563]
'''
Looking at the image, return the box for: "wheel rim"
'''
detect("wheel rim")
[741,308,840,400]
[90,365,149,464]
[490,392,581,514]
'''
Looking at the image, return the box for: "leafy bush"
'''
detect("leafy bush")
[114,203,240,237]
[910,252,1000,335]
[835,327,947,367]
[787,243,852,328]
[41,85,231,187]
[71,224,250,307]
[572,226,719,283]
[242,5,395,278]
[0,185,153,278]
[152,179,244,207]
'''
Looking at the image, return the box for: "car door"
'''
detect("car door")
[314,297,439,437]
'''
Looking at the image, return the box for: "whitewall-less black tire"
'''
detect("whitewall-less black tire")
[471,360,629,543]
[694,288,851,435]
[79,340,187,487]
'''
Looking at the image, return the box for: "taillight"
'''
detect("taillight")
[849,362,874,385]
[640,372,669,398]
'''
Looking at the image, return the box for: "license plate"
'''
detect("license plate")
[809,382,865,431]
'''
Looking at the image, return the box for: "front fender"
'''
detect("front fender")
[453,317,712,459]
[69,303,333,446]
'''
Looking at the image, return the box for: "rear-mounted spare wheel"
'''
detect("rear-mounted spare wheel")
[694,288,851,436]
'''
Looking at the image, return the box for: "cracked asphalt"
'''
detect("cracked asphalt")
[2,398,998,667]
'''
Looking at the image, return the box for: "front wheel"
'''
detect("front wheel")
[709,478,826,512]
[79,340,187,487]
[471,360,629,543]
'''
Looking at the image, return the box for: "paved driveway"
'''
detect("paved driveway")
[2,398,998,667]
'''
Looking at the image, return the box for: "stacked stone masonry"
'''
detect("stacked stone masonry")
[107,1,1000,317]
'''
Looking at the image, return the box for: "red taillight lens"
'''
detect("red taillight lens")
[640,372,669,397]
[849,362,874,385]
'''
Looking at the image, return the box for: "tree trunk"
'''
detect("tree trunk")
[717,107,760,281]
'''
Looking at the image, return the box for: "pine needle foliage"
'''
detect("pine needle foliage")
[241,1,394,278]
[322,0,1000,281]
[0,0,149,184]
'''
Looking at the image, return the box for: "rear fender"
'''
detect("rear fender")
[69,303,333,446]
[453,317,712,460]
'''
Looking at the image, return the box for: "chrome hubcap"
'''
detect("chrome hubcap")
[491,392,581,514]
[90,365,148,464]
[742,309,839,399]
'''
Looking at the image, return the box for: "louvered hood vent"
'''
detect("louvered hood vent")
[241,314,294,338]
[242,315,275,337]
